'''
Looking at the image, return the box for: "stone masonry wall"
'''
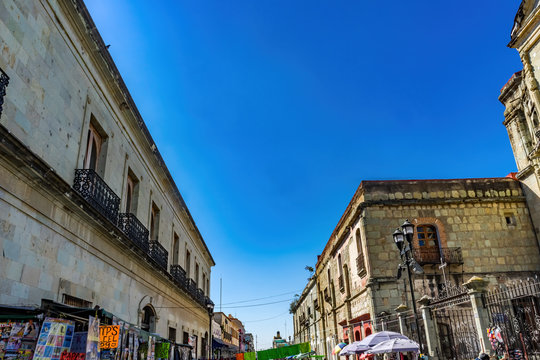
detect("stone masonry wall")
[0,0,213,277]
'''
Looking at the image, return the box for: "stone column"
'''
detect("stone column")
[394,304,408,336]
[464,276,491,354]
[417,295,439,360]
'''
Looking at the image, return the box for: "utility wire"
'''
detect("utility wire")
[243,311,289,323]
[220,290,301,305]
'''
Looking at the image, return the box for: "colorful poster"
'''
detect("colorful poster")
[70,333,87,354]
[146,337,154,360]
[34,318,75,360]
[85,317,100,360]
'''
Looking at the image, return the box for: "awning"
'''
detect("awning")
[213,338,227,349]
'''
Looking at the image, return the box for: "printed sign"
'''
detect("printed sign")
[99,326,120,350]
[60,352,85,360]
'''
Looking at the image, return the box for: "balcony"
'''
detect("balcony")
[149,240,168,271]
[338,275,345,293]
[170,264,187,288]
[411,247,463,265]
[0,67,9,118]
[356,255,367,276]
[187,278,197,296]
[73,169,120,224]
[196,288,205,304]
[118,213,149,252]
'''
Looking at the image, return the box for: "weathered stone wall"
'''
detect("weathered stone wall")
[0,160,209,348]
[0,0,213,277]
[315,178,540,348]
[0,0,213,355]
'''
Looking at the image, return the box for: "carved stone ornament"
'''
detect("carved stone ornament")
[416,295,431,307]
[394,304,409,313]
[462,276,488,292]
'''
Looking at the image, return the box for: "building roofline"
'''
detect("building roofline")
[315,176,517,269]
[66,0,214,266]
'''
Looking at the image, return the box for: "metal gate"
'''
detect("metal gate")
[484,278,540,360]
[430,286,481,360]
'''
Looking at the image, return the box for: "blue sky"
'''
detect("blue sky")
[85,0,522,350]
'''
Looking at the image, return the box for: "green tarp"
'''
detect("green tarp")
[256,342,311,360]
[244,352,256,360]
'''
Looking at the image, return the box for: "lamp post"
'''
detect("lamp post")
[207,300,215,360]
[392,220,424,352]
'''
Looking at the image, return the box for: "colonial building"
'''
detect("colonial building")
[296,178,540,359]
[213,312,239,357]
[500,0,540,242]
[291,276,322,352]
[0,0,214,358]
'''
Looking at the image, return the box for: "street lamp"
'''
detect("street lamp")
[392,220,424,352]
[207,300,215,360]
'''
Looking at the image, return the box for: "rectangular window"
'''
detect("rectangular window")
[125,170,139,213]
[195,263,199,286]
[84,123,102,171]
[207,278,210,296]
[168,327,177,342]
[172,233,180,265]
[202,273,206,294]
[505,213,517,226]
[186,250,191,277]
[83,118,108,175]
[183,331,189,345]
[62,294,92,308]
[150,202,160,241]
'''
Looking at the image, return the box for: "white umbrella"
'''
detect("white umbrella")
[339,331,409,354]
[366,338,419,354]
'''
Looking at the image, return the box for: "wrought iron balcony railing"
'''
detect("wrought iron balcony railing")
[73,169,120,224]
[170,264,187,288]
[196,288,205,304]
[356,255,367,276]
[149,240,168,271]
[411,247,463,265]
[118,213,149,253]
[338,275,345,293]
[187,278,197,296]
[0,67,9,118]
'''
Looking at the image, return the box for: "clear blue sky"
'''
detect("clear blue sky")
[85,0,522,350]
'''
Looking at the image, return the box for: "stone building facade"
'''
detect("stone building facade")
[0,0,214,358]
[291,277,322,352]
[500,0,540,243]
[297,178,540,359]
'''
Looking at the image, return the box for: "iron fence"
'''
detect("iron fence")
[484,278,540,360]
[429,287,481,360]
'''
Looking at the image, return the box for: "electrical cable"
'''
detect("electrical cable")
[220,290,301,306]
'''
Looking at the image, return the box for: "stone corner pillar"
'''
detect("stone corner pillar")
[394,304,409,336]
[417,296,439,360]
[463,276,491,354]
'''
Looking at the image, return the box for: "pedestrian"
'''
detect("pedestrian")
[475,353,489,360]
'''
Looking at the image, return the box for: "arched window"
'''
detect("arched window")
[354,330,361,341]
[416,225,439,248]
[141,305,156,333]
